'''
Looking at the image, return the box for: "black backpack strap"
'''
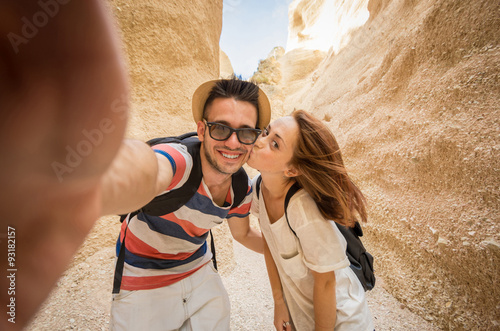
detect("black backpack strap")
[257,176,300,236]
[230,167,249,208]
[209,230,217,270]
[284,182,301,236]
[255,175,262,199]
[143,135,202,216]
[208,167,248,271]
[112,216,130,294]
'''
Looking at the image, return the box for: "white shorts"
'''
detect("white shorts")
[110,263,230,331]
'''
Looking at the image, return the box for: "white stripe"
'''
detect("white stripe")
[173,205,226,228]
[123,255,212,277]
[157,143,193,195]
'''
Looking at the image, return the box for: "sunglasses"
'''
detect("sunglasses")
[203,120,262,145]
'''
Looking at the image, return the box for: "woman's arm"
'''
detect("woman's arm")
[227,216,263,253]
[311,270,337,330]
[263,237,292,331]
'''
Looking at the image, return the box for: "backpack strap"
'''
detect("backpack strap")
[231,167,248,207]
[256,175,301,236]
[143,135,202,216]
[112,215,130,294]
[284,182,301,236]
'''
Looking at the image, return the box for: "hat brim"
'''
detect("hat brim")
[192,80,271,129]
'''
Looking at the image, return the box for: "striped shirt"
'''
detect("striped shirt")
[116,142,252,291]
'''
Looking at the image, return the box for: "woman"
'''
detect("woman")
[248,110,374,331]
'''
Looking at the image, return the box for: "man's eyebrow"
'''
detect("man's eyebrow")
[212,120,254,129]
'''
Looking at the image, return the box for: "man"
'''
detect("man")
[101,78,271,330]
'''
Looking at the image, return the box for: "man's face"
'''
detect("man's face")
[197,97,258,175]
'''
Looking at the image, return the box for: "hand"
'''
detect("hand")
[274,300,292,331]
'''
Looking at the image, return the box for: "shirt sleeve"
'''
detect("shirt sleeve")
[152,143,193,193]
[288,191,349,273]
[250,175,260,217]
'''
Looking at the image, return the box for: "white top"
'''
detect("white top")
[251,177,374,330]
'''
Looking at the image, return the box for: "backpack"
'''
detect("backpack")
[112,132,249,294]
[255,176,376,291]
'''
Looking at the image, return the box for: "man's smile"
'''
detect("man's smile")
[219,149,244,160]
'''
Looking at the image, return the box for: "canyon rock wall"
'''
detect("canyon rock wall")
[286,0,370,53]
[109,0,223,140]
[268,0,499,329]
[220,49,234,78]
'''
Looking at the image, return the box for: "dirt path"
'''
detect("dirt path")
[26,216,440,330]
[223,241,439,331]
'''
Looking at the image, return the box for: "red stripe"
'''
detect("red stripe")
[166,213,209,237]
[154,144,188,190]
[225,183,251,208]
[121,264,206,290]
[125,228,198,260]
[197,182,208,196]
[229,201,251,215]
[225,188,232,205]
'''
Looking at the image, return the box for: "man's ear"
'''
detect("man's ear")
[197,121,206,142]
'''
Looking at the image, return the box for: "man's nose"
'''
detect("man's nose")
[224,131,241,148]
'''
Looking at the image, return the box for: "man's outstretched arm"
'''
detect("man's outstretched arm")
[0,1,129,329]
[100,139,174,216]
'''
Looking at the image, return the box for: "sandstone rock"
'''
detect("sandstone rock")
[481,238,500,253]
[219,49,234,78]
[109,0,223,139]
[437,237,450,247]
[279,0,500,329]
[251,47,285,85]
[286,0,370,54]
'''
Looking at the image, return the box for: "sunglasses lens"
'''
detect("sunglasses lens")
[206,121,260,145]
[210,123,231,140]
[238,129,259,144]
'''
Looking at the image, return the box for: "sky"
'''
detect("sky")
[220,0,294,79]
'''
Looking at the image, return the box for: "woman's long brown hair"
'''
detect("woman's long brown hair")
[290,110,367,227]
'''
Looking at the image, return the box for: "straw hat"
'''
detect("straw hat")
[192,80,271,129]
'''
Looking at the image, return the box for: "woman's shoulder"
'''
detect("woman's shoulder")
[287,188,325,225]
[288,188,315,209]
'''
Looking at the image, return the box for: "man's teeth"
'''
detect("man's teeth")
[222,152,239,159]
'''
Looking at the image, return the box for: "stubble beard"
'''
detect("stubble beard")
[203,143,246,175]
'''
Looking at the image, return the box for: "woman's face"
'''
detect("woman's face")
[247,116,299,175]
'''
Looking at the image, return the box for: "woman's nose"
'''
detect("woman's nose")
[253,136,264,148]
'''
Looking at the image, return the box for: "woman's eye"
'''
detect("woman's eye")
[263,127,269,137]
[271,141,279,149]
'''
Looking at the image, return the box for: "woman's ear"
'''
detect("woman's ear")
[284,166,300,178]
[197,121,206,142]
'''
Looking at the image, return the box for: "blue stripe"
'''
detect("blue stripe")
[126,242,208,269]
[137,213,209,244]
[184,192,231,218]
[154,149,176,174]
[227,212,250,218]
[116,236,121,256]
